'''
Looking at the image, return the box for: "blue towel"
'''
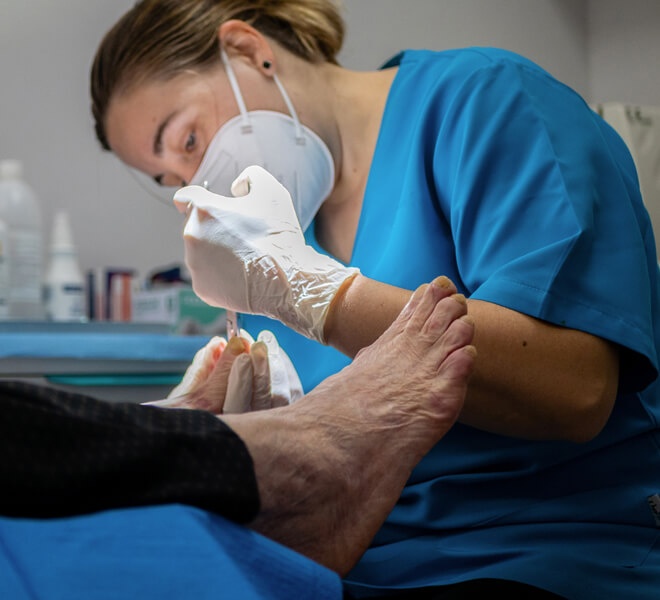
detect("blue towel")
[0,504,342,600]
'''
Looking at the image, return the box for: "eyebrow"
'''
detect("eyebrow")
[152,111,177,185]
[153,111,176,156]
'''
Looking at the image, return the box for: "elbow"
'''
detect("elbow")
[561,341,620,444]
[563,406,611,443]
[561,374,618,444]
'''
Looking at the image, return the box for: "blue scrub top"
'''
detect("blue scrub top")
[242,48,660,599]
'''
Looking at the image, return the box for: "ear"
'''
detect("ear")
[218,20,276,77]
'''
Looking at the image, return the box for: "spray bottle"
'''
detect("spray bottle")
[44,210,85,321]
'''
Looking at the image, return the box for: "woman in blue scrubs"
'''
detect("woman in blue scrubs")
[93,1,660,598]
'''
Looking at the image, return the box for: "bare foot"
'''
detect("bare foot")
[223,276,475,574]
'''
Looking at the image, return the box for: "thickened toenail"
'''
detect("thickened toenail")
[432,276,452,289]
[452,293,467,304]
[227,336,246,354]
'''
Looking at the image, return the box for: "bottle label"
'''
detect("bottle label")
[46,283,84,321]
[10,229,42,303]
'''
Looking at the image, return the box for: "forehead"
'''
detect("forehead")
[105,73,216,170]
[105,78,175,171]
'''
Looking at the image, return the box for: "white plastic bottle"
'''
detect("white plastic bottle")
[44,210,85,321]
[0,160,44,319]
[0,219,9,319]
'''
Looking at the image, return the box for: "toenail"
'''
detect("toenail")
[432,276,452,289]
[227,336,246,354]
[452,293,467,304]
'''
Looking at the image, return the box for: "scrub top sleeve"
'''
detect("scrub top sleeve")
[434,58,657,391]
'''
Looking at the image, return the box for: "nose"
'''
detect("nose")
[158,160,201,188]
[180,161,201,186]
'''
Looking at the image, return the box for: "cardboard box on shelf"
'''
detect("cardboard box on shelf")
[132,287,227,336]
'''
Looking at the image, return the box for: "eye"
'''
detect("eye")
[185,132,196,152]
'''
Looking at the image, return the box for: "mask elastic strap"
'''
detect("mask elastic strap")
[272,73,305,144]
[220,49,252,133]
[221,48,305,144]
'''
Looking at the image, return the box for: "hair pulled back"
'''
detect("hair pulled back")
[91,0,345,150]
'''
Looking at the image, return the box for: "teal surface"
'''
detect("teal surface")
[0,332,209,361]
[46,373,184,386]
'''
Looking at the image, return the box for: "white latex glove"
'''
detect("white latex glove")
[224,330,304,414]
[173,165,359,343]
[143,330,303,414]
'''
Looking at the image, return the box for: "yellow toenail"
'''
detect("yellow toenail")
[432,276,452,289]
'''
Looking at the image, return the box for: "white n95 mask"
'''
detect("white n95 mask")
[189,49,335,232]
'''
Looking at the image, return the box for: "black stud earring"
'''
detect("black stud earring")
[263,60,272,69]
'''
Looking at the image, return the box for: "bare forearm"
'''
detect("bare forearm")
[324,274,413,356]
[324,275,619,442]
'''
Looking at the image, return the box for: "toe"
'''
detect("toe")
[421,293,468,340]
[430,315,475,366]
[406,277,457,333]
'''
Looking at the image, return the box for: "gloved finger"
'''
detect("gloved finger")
[278,345,304,404]
[231,165,302,224]
[230,165,276,197]
[238,329,255,345]
[176,185,246,224]
[257,330,292,405]
[223,354,254,414]
[167,336,227,399]
[250,341,273,411]
[173,184,209,214]
[230,171,251,197]
[141,396,193,409]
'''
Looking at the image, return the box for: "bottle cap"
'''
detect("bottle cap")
[0,159,23,180]
[50,210,76,252]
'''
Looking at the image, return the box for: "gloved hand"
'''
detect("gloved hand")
[142,330,303,414]
[223,330,304,414]
[173,165,359,343]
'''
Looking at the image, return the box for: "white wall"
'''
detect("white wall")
[1,0,655,283]
[0,0,184,282]
[587,0,660,105]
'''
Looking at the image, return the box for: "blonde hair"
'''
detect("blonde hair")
[90,0,345,150]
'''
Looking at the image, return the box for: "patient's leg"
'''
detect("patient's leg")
[223,277,475,575]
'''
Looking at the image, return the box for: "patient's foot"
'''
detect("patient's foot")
[223,277,475,575]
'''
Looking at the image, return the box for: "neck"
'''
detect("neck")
[285,59,397,260]
[321,64,396,208]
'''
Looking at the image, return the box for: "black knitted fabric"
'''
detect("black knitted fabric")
[0,380,259,523]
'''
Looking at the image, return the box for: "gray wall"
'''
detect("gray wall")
[587,0,660,105]
[340,0,589,96]
[0,1,657,282]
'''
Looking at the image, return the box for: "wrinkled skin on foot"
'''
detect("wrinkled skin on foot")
[224,276,476,575]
